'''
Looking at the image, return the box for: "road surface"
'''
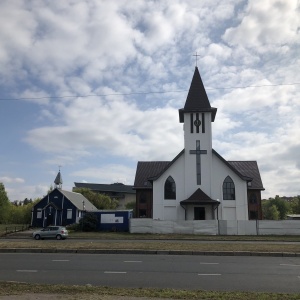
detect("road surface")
[0,253,299,293]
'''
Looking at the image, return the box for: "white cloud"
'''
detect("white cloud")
[0,177,25,184]
[25,97,183,162]
[5,184,48,201]
[223,0,300,49]
[1,0,300,202]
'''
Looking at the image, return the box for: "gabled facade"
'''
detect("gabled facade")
[134,67,264,221]
[31,171,97,227]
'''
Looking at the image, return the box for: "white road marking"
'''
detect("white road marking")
[124,261,142,263]
[16,270,38,273]
[52,260,70,262]
[198,274,221,276]
[280,264,300,267]
[104,271,127,274]
[200,262,219,265]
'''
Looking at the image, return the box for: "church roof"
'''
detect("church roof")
[179,67,217,123]
[74,182,135,194]
[134,151,264,191]
[228,161,264,190]
[212,149,253,182]
[59,189,97,211]
[133,161,170,189]
[180,188,220,205]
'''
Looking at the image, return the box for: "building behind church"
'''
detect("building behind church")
[73,182,136,209]
[134,67,264,221]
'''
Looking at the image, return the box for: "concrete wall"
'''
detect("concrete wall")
[130,219,218,235]
[130,219,300,235]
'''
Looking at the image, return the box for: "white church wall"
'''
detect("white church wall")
[211,153,249,220]
[152,154,185,221]
[164,205,177,221]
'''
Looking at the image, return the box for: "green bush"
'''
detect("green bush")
[78,213,98,232]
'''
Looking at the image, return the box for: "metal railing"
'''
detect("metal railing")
[5,225,30,234]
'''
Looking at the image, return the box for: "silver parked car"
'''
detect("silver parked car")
[32,226,68,240]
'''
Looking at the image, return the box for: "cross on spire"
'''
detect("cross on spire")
[193,52,200,67]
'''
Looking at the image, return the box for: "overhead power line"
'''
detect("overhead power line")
[0,82,300,101]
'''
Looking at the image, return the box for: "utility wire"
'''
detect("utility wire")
[0,82,300,101]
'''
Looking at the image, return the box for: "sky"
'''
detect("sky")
[1,0,300,202]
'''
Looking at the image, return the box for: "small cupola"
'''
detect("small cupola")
[54,168,63,189]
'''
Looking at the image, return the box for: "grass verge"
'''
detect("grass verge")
[0,282,299,300]
[0,239,299,253]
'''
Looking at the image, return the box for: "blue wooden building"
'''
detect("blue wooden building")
[93,210,133,232]
[31,171,97,228]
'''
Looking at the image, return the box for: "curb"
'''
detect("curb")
[0,248,299,257]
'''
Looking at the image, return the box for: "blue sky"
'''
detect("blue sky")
[1,0,300,201]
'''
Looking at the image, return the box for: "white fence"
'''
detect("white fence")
[130,219,300,235]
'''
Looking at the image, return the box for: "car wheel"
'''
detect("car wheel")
[56,234,62,240]
[34,234,41,240]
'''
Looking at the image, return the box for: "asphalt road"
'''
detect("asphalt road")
[0,253,299,293]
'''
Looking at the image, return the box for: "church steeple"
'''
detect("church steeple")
[179,67,217,123]
[54,168,63,189]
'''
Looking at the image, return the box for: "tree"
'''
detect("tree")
[269,204,280,220]
[6,197,40,224]
[271,196,290,219]
[73,188,119,209]
[125,201,136,217]
[290,196,300,214]
[78,213,98,231]
[0,183,10,224]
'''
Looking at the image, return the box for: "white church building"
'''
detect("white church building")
[134,67,264,221]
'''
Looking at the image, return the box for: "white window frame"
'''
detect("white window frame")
[67,209,72,219]
[37,209,42,219]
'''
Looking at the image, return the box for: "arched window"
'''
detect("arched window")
[164,176,176,199]
[223,176,235,200]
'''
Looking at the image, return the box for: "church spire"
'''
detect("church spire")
[54,167,63,189]
[179,67,217,123]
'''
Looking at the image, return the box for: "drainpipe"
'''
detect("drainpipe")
[180,204,187,220]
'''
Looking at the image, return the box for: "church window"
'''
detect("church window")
[37,209,42,219]
[140,192,146,204]
[223,176,235,200]
[164,176,176,199]
[67,209,72,219]
[249,193,257,204]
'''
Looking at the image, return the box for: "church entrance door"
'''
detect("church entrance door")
[194,207,205,220]
[47,213,53,226]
